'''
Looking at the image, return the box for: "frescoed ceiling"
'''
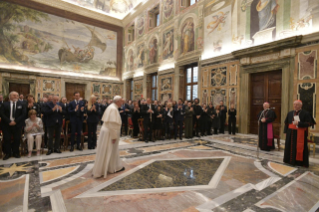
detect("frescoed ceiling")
[61,0,143,20]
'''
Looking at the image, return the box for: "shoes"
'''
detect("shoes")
[28,152,32,158]
[115,167,125,173]
[3,154,11,160]
[13,153,20,158]
[180,137,183,140]
[145,140,149,143]
[70,146,74,152]
[46,149,52,155]
[37,150,40,156]
[77,146,83,151]
[54,149,62,153]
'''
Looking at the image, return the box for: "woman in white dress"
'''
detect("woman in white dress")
[92,96,125,178]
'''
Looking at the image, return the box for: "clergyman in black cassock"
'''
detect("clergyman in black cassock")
[258,102,276,151]
[283,100,315,167]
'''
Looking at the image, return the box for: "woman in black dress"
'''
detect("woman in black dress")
[131,102,140,138]
[164,102,174,139]
[212,105,221,135]
[154,105,163,140]
[87,96,100,149]
[200,104,211,136]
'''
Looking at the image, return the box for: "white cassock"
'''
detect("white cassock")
[92,103,123,178]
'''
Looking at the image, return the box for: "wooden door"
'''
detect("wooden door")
[65,83,86,101]
[9,83,30,99]
[250,70,282,134]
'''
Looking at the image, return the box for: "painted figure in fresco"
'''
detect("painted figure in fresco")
[127,50,134,71]
[162,31,174,59]
[110,0,133,13]
[163,0,174,19]
[181,20,195,54]
[137,46,145,67]
[149,39,158,64]
[137,17,145,36]
[161,78,171,90]
[256,0,279,31]
[207,11,230,35]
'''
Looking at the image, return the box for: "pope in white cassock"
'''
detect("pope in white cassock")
[92,95,125,178]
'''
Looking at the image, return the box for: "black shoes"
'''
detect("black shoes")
[115,167,125,173]
[145,140,149,143]
[54,149,62,153]
[3,154,11,160]
[77,146,83,151]
[46,149,53,155]
[70,146,74,152]
[13,153,20,158]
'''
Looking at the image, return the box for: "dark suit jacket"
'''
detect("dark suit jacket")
[119,103,130,119]
[26,103,41,118]
[43,102,65,127]
[68,100,86,122]
[87,103,101,123]
[141,104,157,123]
[220,105,227,120]
[174,104,185,121]
[0,101,26,128]
[61,103,69,120]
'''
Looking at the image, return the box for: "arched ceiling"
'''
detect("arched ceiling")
[61,0,143,20]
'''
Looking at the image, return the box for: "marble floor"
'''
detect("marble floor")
[1,134,319,212]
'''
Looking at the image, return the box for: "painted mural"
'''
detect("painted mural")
[127,49,134,71]
[203,4,232,58]
[62,0,140,19]
[149,37,158,64]
[180,18,195,55]
[163,0,174,22]
[162,29,174,60]
[137,44,146,68]
[0,2,117,77]
[137,16,145,37]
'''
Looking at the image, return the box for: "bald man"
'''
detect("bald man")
[258,102,276,151]
[283,100,316,167]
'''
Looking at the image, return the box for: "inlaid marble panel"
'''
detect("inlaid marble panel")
[41,166,79,183]
[100,158,224,191]
[0,176,26,212]
[298,50,317,80]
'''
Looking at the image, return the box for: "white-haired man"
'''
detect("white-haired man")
[1,91,26,160]
[92,95,125,178]
[283,100,315,167]
[258,102,276,151]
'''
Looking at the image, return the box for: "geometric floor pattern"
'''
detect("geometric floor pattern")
[0,133,319,212]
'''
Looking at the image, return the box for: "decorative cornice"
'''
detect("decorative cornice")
[144,64,160,74]
[232,36,302,58]
[201,53,235,66]
[158,68,175,75]
[175,51,201,67]
[301,31,319,44]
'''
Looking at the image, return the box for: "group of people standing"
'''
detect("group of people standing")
[0,91,113,160]
[119,98,237,143]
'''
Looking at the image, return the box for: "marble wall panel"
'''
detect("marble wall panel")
[298,50,317,80]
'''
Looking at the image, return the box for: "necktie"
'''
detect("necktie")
[12,102,16,119]
[149,105,152,122]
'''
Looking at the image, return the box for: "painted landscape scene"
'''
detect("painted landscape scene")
[0,2,118,77]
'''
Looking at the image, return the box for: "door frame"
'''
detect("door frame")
[239,58,294,138]
[62,79,89,100]
[2,75,35,98]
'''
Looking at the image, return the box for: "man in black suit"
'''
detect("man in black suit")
[61,97,69,136]
[193,98,202,137]
[68,92,86,151]
[41,97,49,147]
[1,91,26,160]
[141,98,157,143]
[174,98,185,140]
[119,99,130,136]
[18,93,27,106]
[43,96,65,155]
[219,101,227,134]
